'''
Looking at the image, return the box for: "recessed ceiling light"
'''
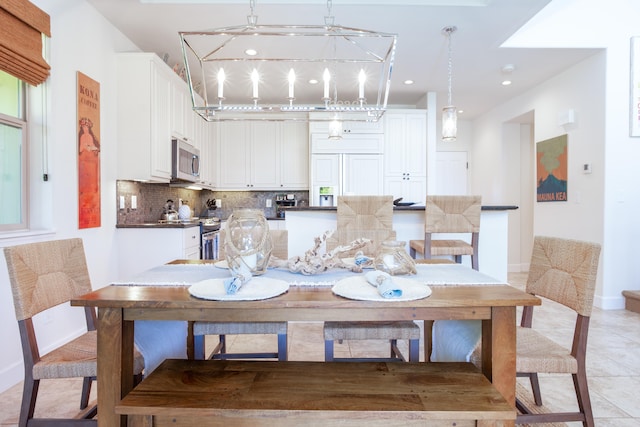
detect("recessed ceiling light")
[502,80,512,86]
[309,79,319,84]
[457,109,464,114]
[404,79,414,85]
[245,48,257,56]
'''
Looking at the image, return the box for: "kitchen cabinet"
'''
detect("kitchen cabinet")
[218,121,279,189]
[217,121,308,190]
[116,53,173,182]
[310,132,383,154]
[117,227,201,279]
[198,122,216,189]
[280,121,309,189]
[383,110,427,203]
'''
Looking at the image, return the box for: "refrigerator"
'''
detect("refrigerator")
[310,153,384,206]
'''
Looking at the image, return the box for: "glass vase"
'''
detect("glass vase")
[225,208,272,276]
[374,240,416,275]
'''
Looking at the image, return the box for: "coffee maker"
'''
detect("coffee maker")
[275,194,296,218]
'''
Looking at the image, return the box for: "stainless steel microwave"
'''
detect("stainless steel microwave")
[171,138,200,182]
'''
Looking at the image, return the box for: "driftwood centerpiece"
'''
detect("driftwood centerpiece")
[269,230,371,275]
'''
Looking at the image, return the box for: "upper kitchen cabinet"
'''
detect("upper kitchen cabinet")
[116,53,172,182]
[310,119,384,154]
[280,121,309,189]
[198,122,217,189]
[217,120,308,190]
[170,77,205,147]
[383,110,427,203]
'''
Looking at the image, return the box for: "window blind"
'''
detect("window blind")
[0,0,50,86]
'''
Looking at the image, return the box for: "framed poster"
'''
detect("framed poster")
[536,134,568,202]
[631,37,640,137]
[77,71,101,229]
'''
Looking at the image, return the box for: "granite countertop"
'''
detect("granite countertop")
[116,222,202,229]
[283,205,518,212]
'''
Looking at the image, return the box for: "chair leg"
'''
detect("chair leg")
[19,378,38,427]
[219,334,227,354]
[454,255,462,263]
[471,254,479,271]
[529,372,543,406]
[573,371,595,427]
[324,339,335,362]
[277,333,287,361]
[390,339,398,359]
[80,377,93,409]
[193,335,206,360]
[408,338,419,362]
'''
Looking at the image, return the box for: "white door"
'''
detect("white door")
[435,151,468,195]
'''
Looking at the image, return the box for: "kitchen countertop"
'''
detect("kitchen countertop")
[116,216,284,229]
[283,205,518,212]
[116,222,201,229]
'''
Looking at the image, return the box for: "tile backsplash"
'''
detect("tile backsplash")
[116,180,308,224]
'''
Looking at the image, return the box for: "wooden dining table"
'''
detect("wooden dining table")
[72,261,540,427]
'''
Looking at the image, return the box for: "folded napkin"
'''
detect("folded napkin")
[365,270,402,298]
[224,262,252,294]
[354,251,373,267]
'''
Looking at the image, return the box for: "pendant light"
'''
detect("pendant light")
[179,0,396,123]
[442,26,457,141]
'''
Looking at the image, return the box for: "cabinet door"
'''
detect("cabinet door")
[383,114,406,176]
[171,81,186,139]
[343,154,383,195]
[311,154,340,188]
[219,122,250,188]
[404,113,427,176]
[250,122,280,188]
[281,121,309,189]
[150,63,172,180]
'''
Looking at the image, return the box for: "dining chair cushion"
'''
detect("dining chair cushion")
[516,327,578,374]
[194,322,287,335]
[410,239,474,257]
[324,321,420,341]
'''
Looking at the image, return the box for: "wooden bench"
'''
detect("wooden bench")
[117,359,515,427]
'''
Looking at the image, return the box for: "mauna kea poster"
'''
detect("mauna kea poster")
[536,134,567,202]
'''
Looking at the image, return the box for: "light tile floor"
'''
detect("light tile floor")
[1,272,639,426]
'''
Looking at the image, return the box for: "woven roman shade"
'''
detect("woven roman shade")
[0,0,50,86]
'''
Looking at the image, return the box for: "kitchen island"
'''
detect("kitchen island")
[284,205,517,281]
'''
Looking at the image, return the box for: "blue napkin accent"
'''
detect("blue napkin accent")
[224,262,252,294]
[365,270,403,298]
[354,251,373,266]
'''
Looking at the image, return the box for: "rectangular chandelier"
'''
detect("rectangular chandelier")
[179,20,397,122]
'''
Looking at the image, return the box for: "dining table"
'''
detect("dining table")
[72,260,540,427]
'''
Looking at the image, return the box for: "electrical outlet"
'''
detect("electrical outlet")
[119,196,125,209]
[266,199,272,208]
[216,199,222,208]
[131,195,137,209]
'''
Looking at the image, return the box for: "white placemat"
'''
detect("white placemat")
[332,276,432,302]
[188,277,289,301]
[214,260,228,269]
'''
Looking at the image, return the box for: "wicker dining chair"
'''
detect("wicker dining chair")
[516,236,601,427]
[323,195,421,362]
[193,229,289,361]
[409,195,482,270]
[4,238,145,427]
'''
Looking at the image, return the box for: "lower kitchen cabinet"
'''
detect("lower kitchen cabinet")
[117,227,200,279]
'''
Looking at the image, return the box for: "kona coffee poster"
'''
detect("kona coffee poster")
[536,134,568,202]
[77,71,101,228]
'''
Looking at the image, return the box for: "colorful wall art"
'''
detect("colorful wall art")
[536,134,568,202]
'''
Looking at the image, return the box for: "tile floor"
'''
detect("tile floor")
[1,272,639,426]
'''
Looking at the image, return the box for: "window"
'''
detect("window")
[0,70,27,231]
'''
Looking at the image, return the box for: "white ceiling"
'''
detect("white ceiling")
[85,0,600,119]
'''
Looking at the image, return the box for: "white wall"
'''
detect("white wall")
[0,0,139,393]
[471,0,640,309]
